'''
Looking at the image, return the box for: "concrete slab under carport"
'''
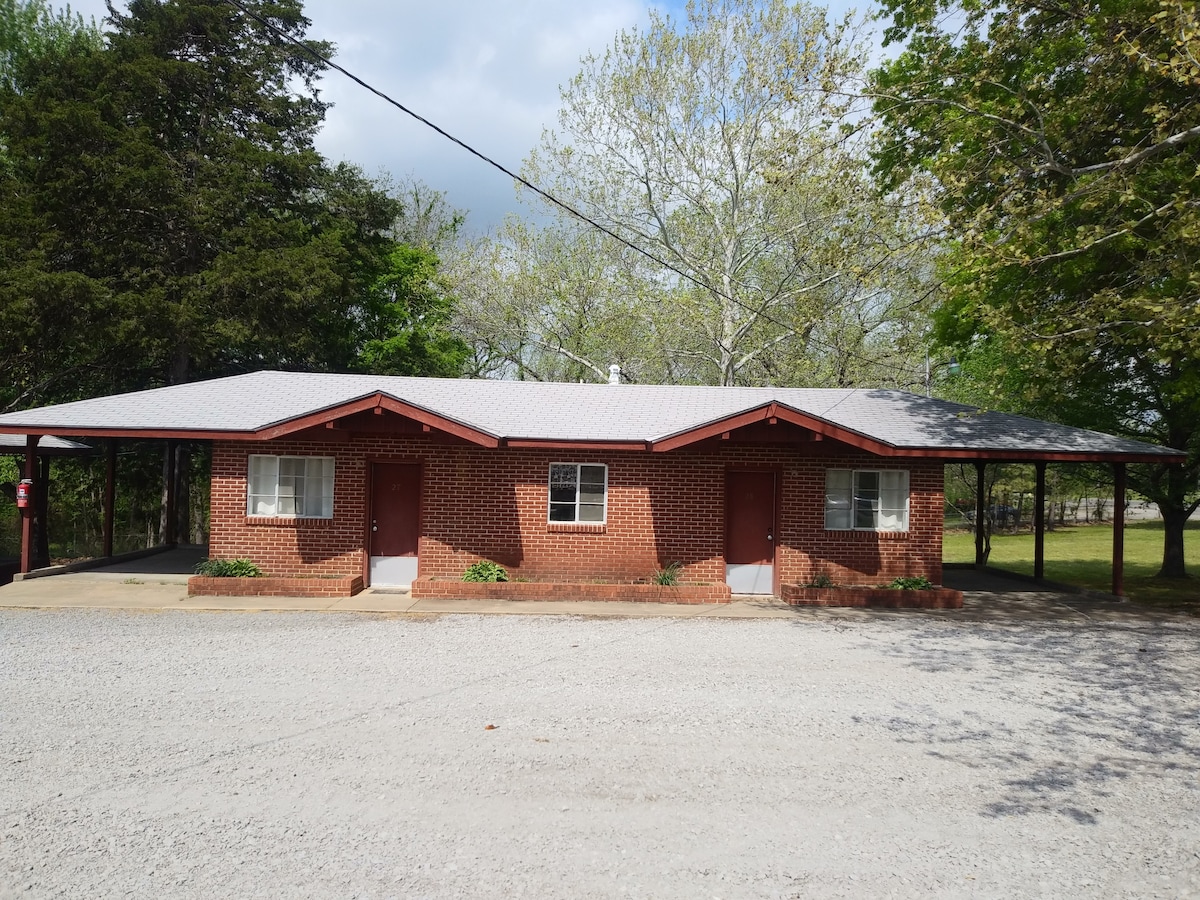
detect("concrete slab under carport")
[12,543,208,584]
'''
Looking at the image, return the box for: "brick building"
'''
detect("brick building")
[0,371,1182,597]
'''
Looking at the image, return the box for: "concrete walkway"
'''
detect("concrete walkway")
[0,544,1184,624]
[0,556,1184,624]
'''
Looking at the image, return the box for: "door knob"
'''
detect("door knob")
[767,531,773,541]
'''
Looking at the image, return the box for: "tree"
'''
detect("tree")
[0,0,99,92]
[0,0,403,406]
[385,174,466,253]
[452,219,682,383]
[504,0,938,387]
[0,0,469,552]
[871,0,1200,578]
[354,242,468,378]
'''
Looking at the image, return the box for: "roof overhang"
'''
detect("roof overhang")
[0,435,94,457]
[0,392,502,448]
[651,401,887,454]
[648,401,1187,464]
[503,439,649,451]
[868,447,1186,464]
[0,391,1184,463]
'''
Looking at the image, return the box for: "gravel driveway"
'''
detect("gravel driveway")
[2,608,1198,899]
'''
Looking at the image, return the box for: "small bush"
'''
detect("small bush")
[463,561,508,582]
[651,561,682,586]
[888,575,934,591]
[194,558,263,578]
[806,573,834,588]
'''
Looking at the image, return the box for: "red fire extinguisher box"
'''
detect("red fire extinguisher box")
[15,479,32,509]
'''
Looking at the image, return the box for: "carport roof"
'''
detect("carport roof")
[0,370,1183,463]
[0,433,92,456]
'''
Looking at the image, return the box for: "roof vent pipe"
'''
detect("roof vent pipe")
[608,364,621,385]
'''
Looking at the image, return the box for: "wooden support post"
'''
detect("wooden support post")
[36,455,51,568]
[103,439,117,558]
[974,461,987,567]
[1033,461,1046,581]
[1113,462,1126,597]
[19,435,39,574]
[164,440,177,547]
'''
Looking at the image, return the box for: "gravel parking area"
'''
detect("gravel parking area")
[2,608,1199,899]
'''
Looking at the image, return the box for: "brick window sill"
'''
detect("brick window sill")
[547,522,607,534]
[244,516,335,528]
[824,529,910,540]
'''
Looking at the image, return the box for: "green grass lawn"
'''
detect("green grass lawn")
[943,520,1200,610]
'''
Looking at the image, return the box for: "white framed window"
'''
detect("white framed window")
[247,455,334,518]
[548,463,607,523]
[825,469,909,531]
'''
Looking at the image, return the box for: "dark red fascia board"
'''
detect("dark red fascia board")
[256,393,501,447]
[651,401,883,453]
[0,393,1182,463]
[888,447,1187,464]
[503,439,649,451]
[0,392,503,448]
[0,426,233,440]
[649,401,1186,463]
[0,428,1171,463]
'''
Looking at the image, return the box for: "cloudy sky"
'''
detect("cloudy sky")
[68,1,867,232]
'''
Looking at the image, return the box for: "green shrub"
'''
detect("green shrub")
[463,561,508,582]
[651,561,682,586]
[194,558,263,578]
[888,575,934,590]
[806,573,834,588]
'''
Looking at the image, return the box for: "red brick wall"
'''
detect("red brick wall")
[210,436,944,588]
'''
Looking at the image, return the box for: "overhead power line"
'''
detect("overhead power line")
[221,0,720,298]
[220,0,930,389]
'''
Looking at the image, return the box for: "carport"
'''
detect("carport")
[2,434,94,578]
[961,459,1139,595]
[5,433,197,580]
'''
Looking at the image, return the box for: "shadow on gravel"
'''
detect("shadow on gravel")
[828,603,1200,824]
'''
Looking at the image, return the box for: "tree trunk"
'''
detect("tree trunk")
[191,494,207,545]
[1159,506,1189,578]
[1154,462,1193,579]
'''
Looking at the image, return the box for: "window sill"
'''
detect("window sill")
[823,528,909,539]
[244,516,334,528]
[547,522,607,534]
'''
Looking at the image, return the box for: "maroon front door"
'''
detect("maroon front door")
[725,470,776,593]
[369,463,421,585]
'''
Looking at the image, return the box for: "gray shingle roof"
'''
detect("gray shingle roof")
[0,370,1180,460]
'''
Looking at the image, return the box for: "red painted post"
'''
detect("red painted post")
[1113,463,1126,597]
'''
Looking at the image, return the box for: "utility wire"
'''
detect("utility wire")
[221,0,932,389]
[222,0,721,299]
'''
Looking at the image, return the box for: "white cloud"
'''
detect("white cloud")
[64,0,874,231]
[68,0,649,230]
[303,0,650,230]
